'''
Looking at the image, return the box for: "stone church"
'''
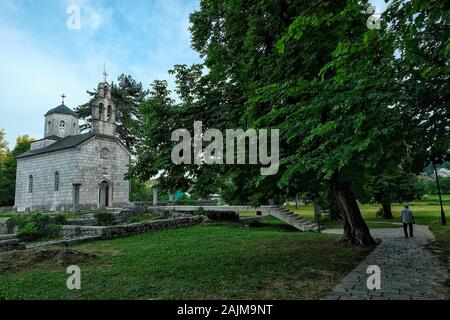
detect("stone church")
[14,78,131,212]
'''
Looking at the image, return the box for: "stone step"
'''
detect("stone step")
[289,216,306,222]
[0,234,17,241]
[0,238,19,246]
[0,238,25,252]
[267,207,319,232]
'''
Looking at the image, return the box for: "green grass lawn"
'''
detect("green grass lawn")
[287,196,449,229]
[0,220,371,300]
[0,195,448,300]
[428,222,450,297]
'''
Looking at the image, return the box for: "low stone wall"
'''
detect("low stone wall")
[61,216,203,239]
[65,218,97,226]
[0,206,13,213]
[113,209,136,222]
[126,202,152,214]
[61,225,104,238]
[0,239,25,252]
[26,235,101,249]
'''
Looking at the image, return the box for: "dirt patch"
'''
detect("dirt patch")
[0,247,97,273]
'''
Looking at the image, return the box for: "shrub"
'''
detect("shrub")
[130,178,153,202]
[176,199,198,205]
[52,215,67,225]
[41,224,62,239]
[422,177,450,194]
[94,212,115,226]
[6,215,28,233]
[14,213,63,242]
[17,222,39,242]
[194,207,205,216]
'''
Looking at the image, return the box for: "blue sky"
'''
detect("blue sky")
[0,0,201,147]
[0,0,387,147]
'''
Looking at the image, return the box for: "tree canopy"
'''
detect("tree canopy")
[129,0,448,245]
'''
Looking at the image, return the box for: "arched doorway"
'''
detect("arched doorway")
[99,181,110,208]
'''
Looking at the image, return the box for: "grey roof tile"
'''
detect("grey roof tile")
[44,104,79,117]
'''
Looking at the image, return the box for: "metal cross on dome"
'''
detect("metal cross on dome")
[61,93,66,105]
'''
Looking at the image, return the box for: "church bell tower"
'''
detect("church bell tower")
[91,67,116,136]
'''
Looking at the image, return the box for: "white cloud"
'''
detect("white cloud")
[0,25,111,147]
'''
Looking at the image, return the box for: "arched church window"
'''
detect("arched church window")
[29,175,33,193]
[47,121,52,134]
[54,172,60,192]
[59,121,65,132]
[107,105,112,121]
[99,103,104,119]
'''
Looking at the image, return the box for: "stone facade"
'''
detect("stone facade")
[15,137,130,212]
[44,113,79,138]
[14,79,131,212]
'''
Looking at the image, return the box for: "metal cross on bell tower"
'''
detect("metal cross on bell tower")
[103,63,108,83]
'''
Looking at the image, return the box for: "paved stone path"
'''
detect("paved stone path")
[323,225,448,300]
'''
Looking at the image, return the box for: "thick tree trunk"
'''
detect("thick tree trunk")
[331,180,376,246]
[382,202,393,219]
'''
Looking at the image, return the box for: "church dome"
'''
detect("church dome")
[45,104,78,117]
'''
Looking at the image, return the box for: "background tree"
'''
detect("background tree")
[0,129,8,165]
[0,135,34,206]
[385,0,450,172]
[75,74,148,150]
[368,170,425,219]
[129,80,192,195]
[384,0,450,224]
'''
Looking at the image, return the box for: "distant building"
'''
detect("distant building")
[14,77,131,212]
[437,168,450,178]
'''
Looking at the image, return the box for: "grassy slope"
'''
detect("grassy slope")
[0,221,371,300]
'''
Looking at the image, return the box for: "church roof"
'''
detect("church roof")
[45,104,78,117]
[15,132,128,159]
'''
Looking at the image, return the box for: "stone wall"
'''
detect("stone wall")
[44,113,79,138]
[75,136,130,209]
[0,239,25,252]
[0,220,8,235]
[0,206,13,213]
[61,216,203,239]
[65,218,97,226]
[15,148,78,212]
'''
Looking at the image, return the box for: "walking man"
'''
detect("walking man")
[400,205,415,238]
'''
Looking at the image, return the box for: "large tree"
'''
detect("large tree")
[187,0,404,245]
[130,0,447,245]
